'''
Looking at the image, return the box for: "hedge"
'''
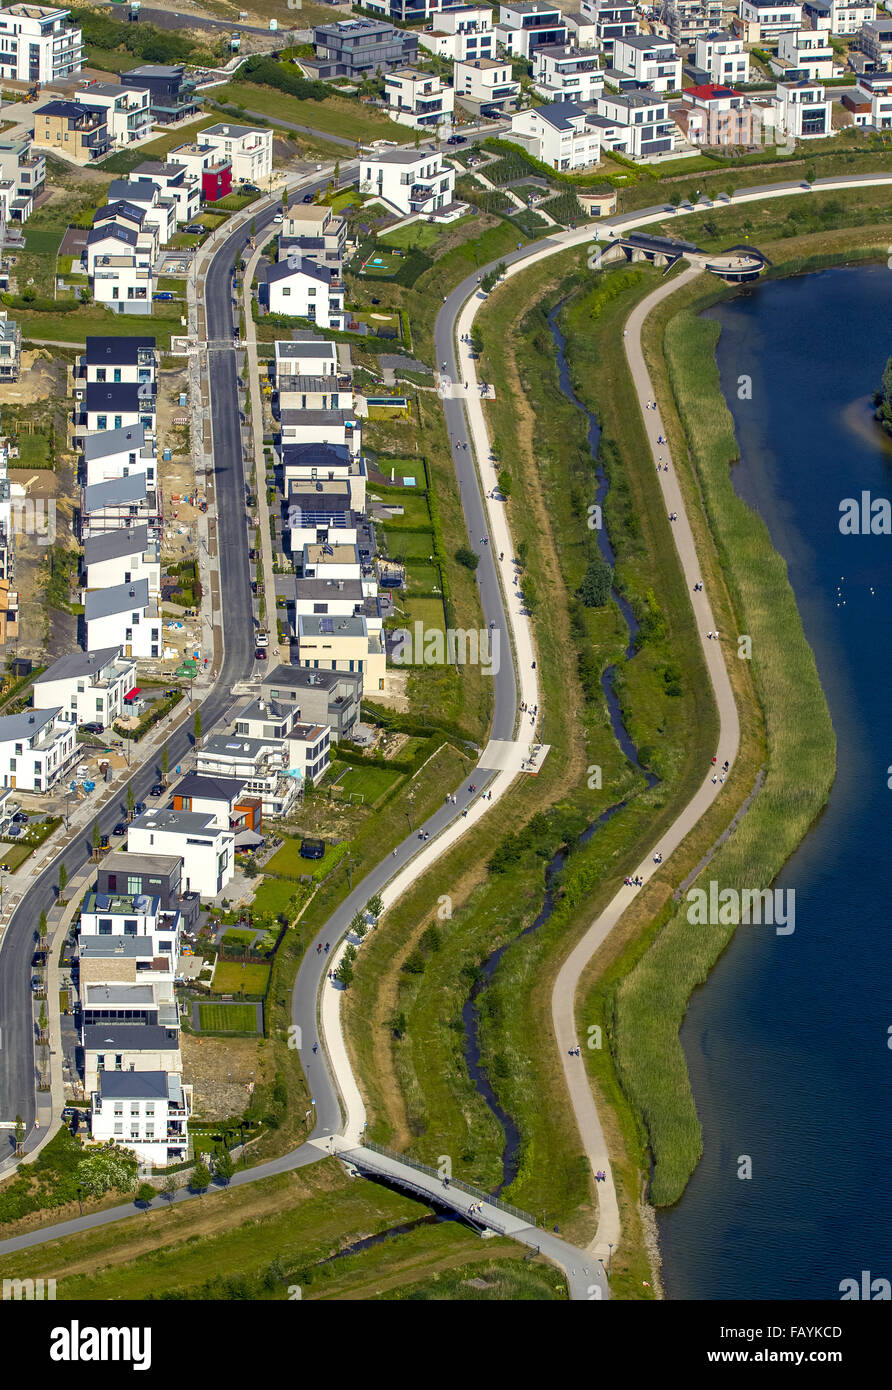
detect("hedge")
[114,690,183,742]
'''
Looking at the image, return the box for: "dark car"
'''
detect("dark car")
[81,721,104,735]
[12,811,27,824]
[134,801,146,817]
[99,834,110,849]
[8,826,21,838]
[447,134,467,145]
[32,951,46,969]
[255,648,267,661]
[241,183,261,195]
[185,223,207,235]
[153,291,173,301]
[113,822,127,836]
[302,193,314,203]
[248,548,257,561]
[150,783,165,798]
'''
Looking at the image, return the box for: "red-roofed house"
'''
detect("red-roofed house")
[674,84,755,146]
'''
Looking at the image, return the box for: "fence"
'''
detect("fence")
[358,1140,537,1228]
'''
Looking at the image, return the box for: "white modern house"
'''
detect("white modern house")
[83,524,161,596]
[0,4,81,83]
[736,0,804,40]
[611,34,683,92]
[274,337,339,379]
[297,613,386,689]
[0,706,78,791]
[79,885,182,966]
[91,1070,190,1168]
[858,16,892,68]
[83,578,161,659]
[85,217,155,315]
[359,147,456,217]
[82,1024,182,1099]
[202,123,273,184]
[82,423,155,488]
[32,648,136,728]
[385,68,454,129]
[286,488,357,552]
[80,81,152,148]
[453,57,521,115]
[846,69,892,126]
[660,0,724,44]
[772,77,834,136]
[103,182,176,247]
[532,45,605,104]
[281,440,368,514]
[802,0,875,30]
[263,257,344,328]
[593,90,677,158]
[495,2,568,56]
[509,100,602,169]
[0,136,45,222]
[775,28,835,79]
[577,0,638,55]
[128,808,234,899]
[693,31,750,85]
[418,5,495,62]
[83,380,155,436]
[121,161,201,233]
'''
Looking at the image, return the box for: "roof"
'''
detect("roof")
[299,613,367,638]
[526,99,585,129]
[281,441,352,467]
[600,89,666,108]
[616,33,676,50]
[124,64,185,78]
[172,772,247,803]
[84,336,156,365]
[83,473,148,513]
[130,808,223,836]
[84,577,150,621]
[82,423,147,461]
[97,1070,172,1100]
[280,408,351,428]
[33,648,127,685]
[203,122,266,139]
[78,935,154,959]
[36,100,105,123]
[93,200,146,227]
[265,257,335,286]
[362,146,439,166]
[108,178,156,204]
[86,381,150,411]
[83,1024,180,1051]
[87,223,138,249]
[262,664,359,692]
[83,82,130,98]
[275,338,337,358]
[296,577,363,600]
[85,983,156,1005]
[0,706,59,741]
[101,849,182,876]
[84,524,150,567]
[684,83,744,100]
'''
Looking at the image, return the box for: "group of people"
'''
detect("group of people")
[668,511,678,522]
[710,757,730,787]
[706,629,720,640]
[568,1045,582,1057]
[595,1170,607,1183]
[653,851,663,865]
[624,874,645,888]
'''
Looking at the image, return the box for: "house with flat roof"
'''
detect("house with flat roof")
[532,45,605,105]
[773,77,834,137]
[0,705,78,791]
[385,68,455,129]
[259,664,362,742]
[195,702,330,807]
[0,136,45,223]
[735,0,804,41]
[32,647,136,728]
[0,5,82,83]
[419,6,495,63]
[453,57,521,116]
[80,336,157,383]
[128,809,234,898]
[280,440,367,513]
[774,28,835,80]
[81,81,153,149]
[803,0,875,35]
[83,577,161,659]
[201,123,273,183]
[297,612,386,690]
[167,141,231,202]
[578,0,638,56]
[694,32,750,86]
[311,18,418,78]
[120,65,197,124]
[83,380,155,435]
[659,0,723,45]
[96,849,183,909]
[612,34,682,93]
[496,2,568,57]
[594,90,676,159]
[359,146,456,217]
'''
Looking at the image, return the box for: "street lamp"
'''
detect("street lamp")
[607,1242,613,1278]
[406,791,416,833]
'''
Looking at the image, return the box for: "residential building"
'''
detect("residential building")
[532,45,605,104]
[82,1023,182,1098]
[33,100,108,164]
[311,19,418,78]
[103,182,175,246]
[0,706,77,791]
[286,487,357,553]
[495,2,568,57]
[280,439,368,513]
[509,100,602,169]
[96,849,184,910]
[195,701,331,811]
[167,142,232,202]
[81,423,154,488]
[279,409,360,456]
[80,336,157,386]
[80,82,153,149]
[294,577,383,639]
[593,90,677,157]
[803,0,875,32]
[453,57,521,115]
[773,77,834,135]
[125,161,201,231]
[612,34,683,92]
[563,11,599,50]
[362,0,449,17]
[85,212,155,315]
[171,772,262,833]
[297,613,386,689]
[32,648,136,728]
[84,381,155,435]
[0,314,20,382]
[260,665,362,742]
[735,0,804,42]
[83,577,161,659]
[274,336,340,378]
[694,32,750,86]
[120,65,197,124]
[0,137,45,222]
[277,372,346,416]
[577,0,638,56]
[359,146,456,216]
[775,28,835,78]
[202,123,273,184]
[385,68,455,128]
[0,4,82,83]
[301,540,367,583]
[79,885,182,965]
[80,474,156,540]
[83,524,161,596]
[674,83,755,144]
[418,6,495,63]
[128,808,235,898]
[845,68,892,124]
[231,697,330,783]
[262,257,344,327]
[90,1070,190,1167]
[281,204,347,260]
[859,16,892,67]
[659,0,723,45]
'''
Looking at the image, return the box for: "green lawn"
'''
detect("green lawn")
[379,217,474,251]
[249,875,301,919]
[213,82,412,143]
[197,1002,259,1033]
[264,838,348,882]
[334,763,402,805]
[15,432,52,468]
[0,840,37,871]
[374,493,431,527]
[373,458,427,485]
[403,561,441,594]
[22,308,183,348]
[210,961,271,996]
[401,596,448,635]
[381,525,436,561]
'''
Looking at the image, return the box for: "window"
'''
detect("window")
[97,414,107,430]
[98,918,112,935]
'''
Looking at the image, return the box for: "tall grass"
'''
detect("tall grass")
[613,307,836,1207]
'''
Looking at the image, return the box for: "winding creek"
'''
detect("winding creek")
[462,300,657,1195]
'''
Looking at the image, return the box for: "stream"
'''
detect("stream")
[460,301,658,1196]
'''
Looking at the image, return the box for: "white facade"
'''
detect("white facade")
[79,889,181,968]
[86,220,155,316]
[385,68,454,129]
[612,34,683,92]
[532,45,605,104]
[418,6,495,62]
[360,147,455,216]
[694,32,750,85]
[737,0,804,38]
[82,424,155,488]
[0,4,82,83]
[83,578,161,660]
[81,83,152,148]
[128,809,234,899]
[202,123,273,184]
[84,528,161,596]
[595,91,677,158]
[773,78,834,136]
[0,706,77,792]
[776,28,835,78]
[453,57,521,112]
[496,2,568,57]
[830,0,876,33]
[32,648,135,728]
[265,258,344,328]
[855,70,892,126]
[509,101,602,169]
[91,1071,190,1168]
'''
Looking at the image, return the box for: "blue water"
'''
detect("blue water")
[657,265,892,1300]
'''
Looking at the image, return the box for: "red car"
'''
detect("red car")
[255,649,267,661]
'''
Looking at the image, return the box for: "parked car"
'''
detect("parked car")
[12,811,27,824]
[273,213,284,223]
[302,193,314,203]
[241,183,261,195]
[113,822,127,836]
[8,826,21,837]
[256,630,269,647]
[150,783,165,798]
[254,648,267,661]
[446,134,467,145]
[153,291,173,301]
[134,801,146,817]
[248,547,257,561]
[185,223,207,235]
[81,721,104,735]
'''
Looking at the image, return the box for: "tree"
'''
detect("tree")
[579,555,613,608]
[190,1159,211,1194]
[469,326,484,356]
[215,1148,235,1185]
[58,862,68,902]
[78,1152,136,1197]
[875,355,892,436]
[282,186,288,211]
[366,893,383,921]
[455,545,479,571]
[91,818,101,857]
[161,747,169,784]
[497,469,512,497]
[668,190,681,209]
[349,910,366,939]
[14,1115,24,1156]
[38,1002,48,1043]
[136,1182,156,1209]
[335,943,357,988]
[162,1172,179,1203]
[193,709,202,742]
[333,160,340,186]
[38,910,48,947]
[126,785,135,819]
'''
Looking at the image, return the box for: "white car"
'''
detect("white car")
[256,630,269,647]
[273,213,283,224]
